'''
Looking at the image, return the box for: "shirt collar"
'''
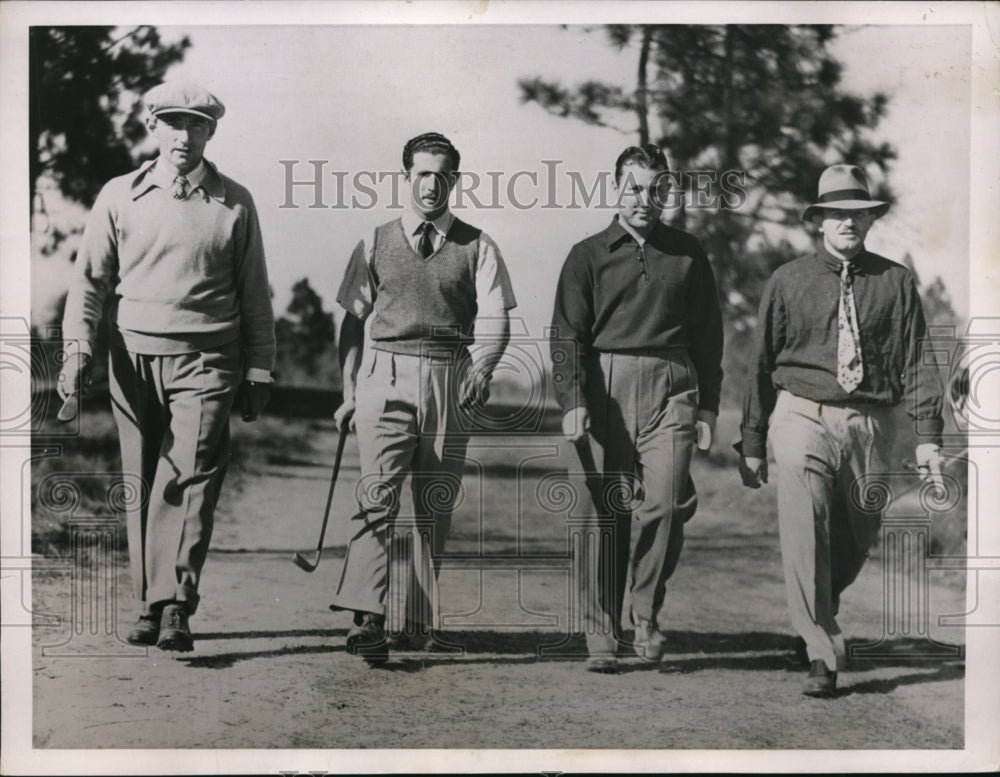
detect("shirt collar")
[401,208,454,240]
[606,215,657,249]
[816,242,870,275]
[130,157,226,202]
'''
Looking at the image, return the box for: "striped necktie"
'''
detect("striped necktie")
[836,262,864,393]
[171,175,190,200]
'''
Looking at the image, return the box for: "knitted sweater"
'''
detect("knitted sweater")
[62,159,275,373]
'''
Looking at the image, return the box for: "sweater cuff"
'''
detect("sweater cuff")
[739,428,768,459]
[245,367,273,383]
[914,415,944,447]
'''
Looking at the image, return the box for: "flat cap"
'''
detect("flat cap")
[144,81,225,123]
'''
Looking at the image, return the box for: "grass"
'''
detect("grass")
[30,408,322,556]
[30,403,968,567]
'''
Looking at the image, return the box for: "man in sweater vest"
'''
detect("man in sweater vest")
[331,132,517,662]
[550,144,724,672]
[738,164,945,697]
[58,81,276,652]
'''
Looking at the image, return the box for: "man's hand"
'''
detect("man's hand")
[57,352,92,402]
[915,443,945,496]
[334,397,356,433]
[240,381,271,422]
[739,456,768,489]
[695,409,717,451]
[562,406,590,443]
[459,367,491,411]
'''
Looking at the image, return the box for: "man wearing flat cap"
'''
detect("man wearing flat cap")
[737,164,944,697]
[59,80,276,652]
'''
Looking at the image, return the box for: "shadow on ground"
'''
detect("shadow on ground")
[177,629,964,690]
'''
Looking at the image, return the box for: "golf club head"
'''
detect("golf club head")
[292,551,318,573]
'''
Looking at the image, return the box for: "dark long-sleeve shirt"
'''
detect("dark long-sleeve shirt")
[549,217,724,413]
[740,245,944,458]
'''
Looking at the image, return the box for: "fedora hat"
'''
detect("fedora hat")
[802,164,889,221]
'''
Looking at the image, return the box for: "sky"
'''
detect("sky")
[31,21,973,337]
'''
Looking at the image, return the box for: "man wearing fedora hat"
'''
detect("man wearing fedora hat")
[737,164,944,697]
[58,80,276,652]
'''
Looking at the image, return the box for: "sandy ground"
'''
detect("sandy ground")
[30,420,966,754]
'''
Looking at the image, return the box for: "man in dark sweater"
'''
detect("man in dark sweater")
[58,81,276,652]
[550,144,724,671]
[331,132,517,662]
[738,164,945,697]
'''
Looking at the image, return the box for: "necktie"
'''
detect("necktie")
[417,222,435,258]
[837,262,864,393]
[171,175,190,200]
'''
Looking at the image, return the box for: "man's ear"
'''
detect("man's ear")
[145,115,157,132]
[207,122,216,140]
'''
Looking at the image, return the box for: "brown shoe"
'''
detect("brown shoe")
[156,604,194,652]
[802,659,837,698]
[633,618,667,663]
[125,613,160,646]
[586,654,620,673]
[792,636,810,668]
[346,612,388,665]
[388,623,432,652]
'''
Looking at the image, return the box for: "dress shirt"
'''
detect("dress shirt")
[740,244,944,458]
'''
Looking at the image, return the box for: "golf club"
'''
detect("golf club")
[293,428,349,572]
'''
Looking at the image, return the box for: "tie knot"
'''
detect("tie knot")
[172,175,190,200]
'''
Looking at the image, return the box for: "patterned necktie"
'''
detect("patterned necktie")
[171,175,190,200]
[417,222,435,258]
[837,262,864,393]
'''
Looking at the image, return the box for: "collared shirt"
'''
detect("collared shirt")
[62,156,276,380]
[549,217,724,413]
[337,208,517,322]
[400,209,452,256]
[739,244,944,458]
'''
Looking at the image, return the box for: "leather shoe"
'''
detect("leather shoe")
[792,636,810,668]
[346,612,388,665]
[387,624,432,652]
[802,659,837,698]
[586,654,619,673]
[156,603,194,652]
[125,613,160,646]
[633,618,667,663]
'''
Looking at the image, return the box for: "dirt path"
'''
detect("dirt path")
[30,419,967,755]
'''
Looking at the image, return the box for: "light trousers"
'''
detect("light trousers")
[573,349,699,655]
[330,348,470,631]
[109,342,241,615]
[769,390,896,671]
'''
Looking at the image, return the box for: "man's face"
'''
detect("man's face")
[817,208,876,257]
[406,151,457,221]
[615,163,669,233]
[148,112,213,175]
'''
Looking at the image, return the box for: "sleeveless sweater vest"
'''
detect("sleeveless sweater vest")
[369,217,481,355]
